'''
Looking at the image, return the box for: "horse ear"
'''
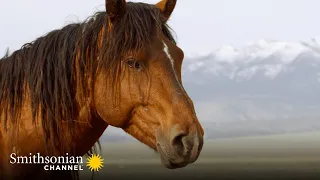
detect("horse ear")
[155,0,177,20]
[105,0,126,22]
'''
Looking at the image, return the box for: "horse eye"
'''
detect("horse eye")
[127,59,141,70]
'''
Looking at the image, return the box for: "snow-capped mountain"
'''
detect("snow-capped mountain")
[183,38,320,99]
[179,38,320,139]
[184,38,320,82]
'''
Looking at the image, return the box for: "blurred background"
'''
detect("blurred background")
[1,0,320,179]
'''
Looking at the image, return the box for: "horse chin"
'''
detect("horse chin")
[156,144,188,169]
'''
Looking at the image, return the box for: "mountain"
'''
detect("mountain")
[102,38,320,141]
[181,38,320,139]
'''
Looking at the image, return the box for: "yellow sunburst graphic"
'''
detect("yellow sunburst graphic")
[86,154,104,172]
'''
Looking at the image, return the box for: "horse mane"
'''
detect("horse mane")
[0,1,175,158]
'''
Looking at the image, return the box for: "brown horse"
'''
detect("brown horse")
[0,0,204,179]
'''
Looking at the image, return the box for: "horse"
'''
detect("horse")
[0,0,204,179]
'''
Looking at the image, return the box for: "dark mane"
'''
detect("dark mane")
[0,1,176,155]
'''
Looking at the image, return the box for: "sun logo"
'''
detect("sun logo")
[86,154,104,172]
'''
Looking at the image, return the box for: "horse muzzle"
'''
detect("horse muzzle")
[156,126,204,169]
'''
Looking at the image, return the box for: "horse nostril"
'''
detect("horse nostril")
[171,132,190,153]
[172,133,185,146]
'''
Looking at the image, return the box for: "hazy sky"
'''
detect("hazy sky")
[1,0,320,56]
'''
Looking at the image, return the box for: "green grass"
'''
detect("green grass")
[80,131,320,179]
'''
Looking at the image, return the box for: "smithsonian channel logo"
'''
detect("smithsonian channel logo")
[9,153,104,172]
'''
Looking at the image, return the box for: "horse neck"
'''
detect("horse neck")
[57,90,108,156]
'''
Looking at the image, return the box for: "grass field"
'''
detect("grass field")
[80,131,320,180]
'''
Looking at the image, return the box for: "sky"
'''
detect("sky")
[1,0,320,57]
